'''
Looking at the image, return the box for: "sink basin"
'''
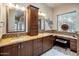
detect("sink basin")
[10,36,31,43]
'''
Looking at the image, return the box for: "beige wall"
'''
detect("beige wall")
[52,3,79,32]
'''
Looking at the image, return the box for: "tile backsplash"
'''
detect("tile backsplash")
[2,32,27,39]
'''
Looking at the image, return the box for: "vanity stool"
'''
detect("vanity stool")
[56,38,68,50]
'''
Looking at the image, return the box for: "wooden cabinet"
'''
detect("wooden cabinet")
[0,41,33,56]
[0,35,54,56]
[33,35,54,55]
[70,39,77,52]
[0,44,18,56]
[33,38,43,56]
[18,41,33,56]
[27,5,39,36]
[43,35,53,53]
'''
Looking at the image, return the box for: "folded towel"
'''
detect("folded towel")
[56,39,67,44]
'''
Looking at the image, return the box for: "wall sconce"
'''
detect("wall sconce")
[15,4,25,11]
[38,11,46,17]
[7,3,15,9]
[21,7,26,11]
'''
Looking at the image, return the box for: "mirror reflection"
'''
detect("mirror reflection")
[38,12,53,32]
[7,5,26,32]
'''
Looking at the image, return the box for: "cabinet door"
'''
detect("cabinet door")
[70,39,77,52]
[33,38,43,56]
[0,44,18,56]
[43,36,53,53]
[18,41,33,56]
[49,35,55,46]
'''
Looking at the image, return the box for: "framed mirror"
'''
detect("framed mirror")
[38,12,53,32]
[6,5,26,33]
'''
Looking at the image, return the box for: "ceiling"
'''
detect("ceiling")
[45,3,63,8]
[7,3,63,9]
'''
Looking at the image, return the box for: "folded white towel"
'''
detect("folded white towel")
[56,39,67,44]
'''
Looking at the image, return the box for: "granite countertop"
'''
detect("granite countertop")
[0,33,52,47]
[52,33,78,40]
[0,33,77,47]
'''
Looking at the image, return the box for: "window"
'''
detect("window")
[57,11,77,33]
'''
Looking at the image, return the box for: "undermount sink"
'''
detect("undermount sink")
[10,36,31,42]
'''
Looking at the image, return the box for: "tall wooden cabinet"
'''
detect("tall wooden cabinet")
[27,5,39,36]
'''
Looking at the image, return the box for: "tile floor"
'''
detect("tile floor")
[41,46,77,56]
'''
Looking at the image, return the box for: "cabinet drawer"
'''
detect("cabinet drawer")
[70,43,77,46]
[70,39,77,42]
[70,46,77,52]
[70,45,76,48]
[70,39,77,52]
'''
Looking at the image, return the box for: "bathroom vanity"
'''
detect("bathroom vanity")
[0,4,78,56]
[0,33,55,56]
[0,33,77,56]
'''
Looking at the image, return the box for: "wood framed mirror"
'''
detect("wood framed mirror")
[6,5,26,33]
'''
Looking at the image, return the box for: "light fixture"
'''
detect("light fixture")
[38,11,46,17]
[21,7,25,11]
[7,4,25,11]
[15,5,20,10]
[15,5,25,11]
[7,3,15,9]
[38,11,41,15]
[41,13,46,17]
